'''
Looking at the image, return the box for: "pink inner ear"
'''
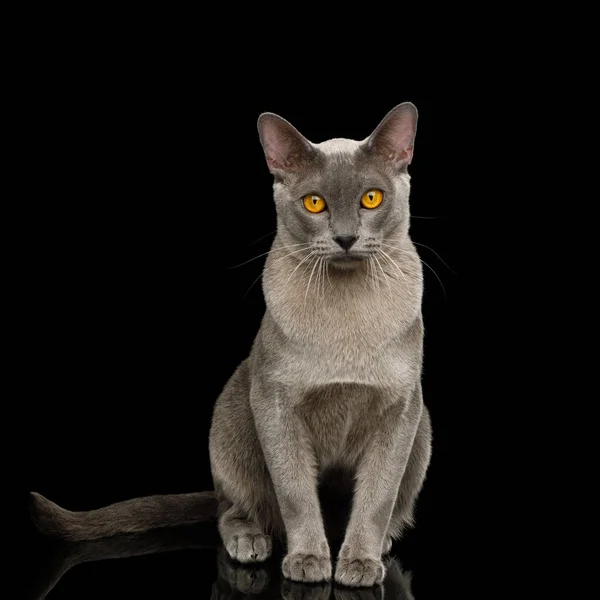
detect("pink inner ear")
[396,146,414,165]
[386,122,415,163]
[259,116,309,174]
[264,140,291,170]
[382,135,414,167]
[369,104,417,168]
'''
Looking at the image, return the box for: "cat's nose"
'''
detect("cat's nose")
[334,235,358,251]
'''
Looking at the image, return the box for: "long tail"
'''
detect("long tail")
[29,491,218,542]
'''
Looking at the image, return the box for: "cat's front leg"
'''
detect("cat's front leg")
[250,379,331,584]
[335,397,422,588]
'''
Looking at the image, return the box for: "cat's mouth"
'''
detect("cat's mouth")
[328,253,367,267]
[332,255,363,262]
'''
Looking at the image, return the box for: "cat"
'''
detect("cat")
[30,102,432,588]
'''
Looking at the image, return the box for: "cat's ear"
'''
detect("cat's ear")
[365,102,418,169]
[257,113,314,176]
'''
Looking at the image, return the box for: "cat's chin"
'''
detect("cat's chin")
[329,256,365,271]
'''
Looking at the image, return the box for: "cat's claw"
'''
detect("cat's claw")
[226,533,272,563]
[335,556,385,588]
[282,551,332,583]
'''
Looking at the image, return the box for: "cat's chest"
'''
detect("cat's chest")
[261,252,423,387]
[264,258,422,353]
[266,296,411,372]
[260,311,421,389]
[296,384,383,469]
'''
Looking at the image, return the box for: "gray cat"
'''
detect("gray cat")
[31,103,432,588]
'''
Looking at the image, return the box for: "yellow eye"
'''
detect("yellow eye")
[303,194,327,213]
[361,189,383,209]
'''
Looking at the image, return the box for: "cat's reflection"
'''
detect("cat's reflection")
[212,546,414,599]
[26,524,220,600]
[27,526,414,600]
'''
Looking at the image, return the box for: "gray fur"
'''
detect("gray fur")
[211,102,431,587]
[29,491,217,542]
[30,103,431,589]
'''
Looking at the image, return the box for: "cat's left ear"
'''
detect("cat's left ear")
[365,102,418,169]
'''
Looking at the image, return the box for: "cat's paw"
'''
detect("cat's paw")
[217,545,271,592]
[282,551,332,583]
[335,556,385,588]
[222,564,270,593]
[226,532,272,563]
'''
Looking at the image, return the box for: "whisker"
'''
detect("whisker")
[268,246,313,266]
[378,249,407,284]
[412,241,456,274]
[245,247,317,299]
[380,243,447,299]
[320,257,327,299]
[287,251,316,284]
[315,256,322,300]
[229,243,310,269]
[373,253,392,296]
[373,257,383,292]
[242,268,267,299]
[368,257,379,292]
[319,257,327,299]
[380,242,418,257]
[247,229,276,246]
[305,254,320,302]
[418,257,447,298]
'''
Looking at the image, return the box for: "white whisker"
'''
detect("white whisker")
[247,229,276,246]
[418,257,447,298]
[412,241,456,274]
[378,248,407,283]
[315,256,323,300]
[367,257,379,292]
[305,254,320,302]
[381,243,446,298]
[243,268,267,299]
[268,246,313,266]
[230,242,310,269]
[319,257,327,299]
[287,251,316,284]
[373,252,392,296]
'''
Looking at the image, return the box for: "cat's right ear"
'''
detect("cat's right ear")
[257,113,314,177]
[365,102,418,170]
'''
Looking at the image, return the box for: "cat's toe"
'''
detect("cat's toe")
[282,552,332,583]
[335,556,385,588]
[226,533,272,563]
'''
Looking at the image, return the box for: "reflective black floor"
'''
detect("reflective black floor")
[24,523,430,599]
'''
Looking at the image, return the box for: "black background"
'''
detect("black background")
[14,29,534,600]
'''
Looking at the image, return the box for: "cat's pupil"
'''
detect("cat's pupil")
[369,193,374,201]
[313,197,318,205]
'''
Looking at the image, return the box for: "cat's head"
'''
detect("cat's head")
[257,103,418,269]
